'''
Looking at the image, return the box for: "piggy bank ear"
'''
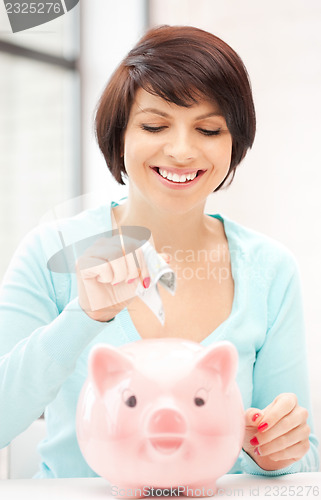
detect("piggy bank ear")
[89,345,134,397]
[195,341,238,393]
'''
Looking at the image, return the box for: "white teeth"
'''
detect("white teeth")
[158,168,197,183]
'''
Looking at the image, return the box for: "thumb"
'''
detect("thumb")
[243,407,265,453]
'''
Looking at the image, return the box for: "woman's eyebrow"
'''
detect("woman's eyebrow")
[196,111,224,119]
[134,107,169,118]
[134,107,224,119]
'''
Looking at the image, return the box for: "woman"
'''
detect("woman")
[0,25,318,478]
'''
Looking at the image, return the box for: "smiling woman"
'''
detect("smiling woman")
[95,25,256,191]
[0,24,319,480]
[121,88,233,212]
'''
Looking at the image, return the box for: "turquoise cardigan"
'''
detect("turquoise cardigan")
[0,198,318,477]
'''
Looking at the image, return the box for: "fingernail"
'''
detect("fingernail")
[250,436,259,446]
[128,278,136,284]
[254,447,260,456]
[258,422,268,432]
[143,277,151,289]
[252,413,261,422]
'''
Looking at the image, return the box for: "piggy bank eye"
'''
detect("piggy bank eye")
[194,388,208,407]
[125,395,137,408]
[122,389,137,408]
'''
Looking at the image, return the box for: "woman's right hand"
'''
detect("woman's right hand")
[76,234,169,322]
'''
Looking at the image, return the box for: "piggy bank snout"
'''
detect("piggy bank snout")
[148,408,187,435]
[147,408,187,455]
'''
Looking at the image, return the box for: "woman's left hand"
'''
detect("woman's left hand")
[242,393,310,471]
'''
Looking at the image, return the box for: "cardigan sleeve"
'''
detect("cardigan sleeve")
[240,253,319,474]
[0,226,107,448]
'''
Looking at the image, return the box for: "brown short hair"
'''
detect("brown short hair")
[95,25,256,191]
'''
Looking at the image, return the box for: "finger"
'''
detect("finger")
[252,406,309,447]
[78,235,125,272]
[82,276,137,311]
[135,247,150,287]
[83,236,125,261]
[109,280,138,305]
[125,252,140,282]
[95,262,115,283]
[267,441,309,462]
[81,278,116,311]
[109,256,128,285]
[159,253,171,264]
[79,258,112,278]
[244,407,265,428]
[256,424,310,460]
[258,393,298,433]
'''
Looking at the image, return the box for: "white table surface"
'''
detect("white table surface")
[0,473,320,499]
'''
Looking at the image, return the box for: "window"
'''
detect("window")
[0,4,80,279]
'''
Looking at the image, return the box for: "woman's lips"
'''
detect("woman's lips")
[150,166,206,189]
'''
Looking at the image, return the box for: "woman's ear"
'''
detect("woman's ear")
[119,134,124,159]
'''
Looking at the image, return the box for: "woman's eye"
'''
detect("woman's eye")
[140,125,221,136]
[197,128,221,136]
[141,125,166,133]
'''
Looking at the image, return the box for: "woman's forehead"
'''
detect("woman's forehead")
[131,88,223,118]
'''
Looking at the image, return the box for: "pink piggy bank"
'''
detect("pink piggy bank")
[76,339,244,497]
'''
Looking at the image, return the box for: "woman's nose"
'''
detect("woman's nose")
[163,130,198,163]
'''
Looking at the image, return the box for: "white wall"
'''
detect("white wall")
[79,0,146,201]
[149,0,321,457]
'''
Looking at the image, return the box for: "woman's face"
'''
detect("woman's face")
[123,88,233,214]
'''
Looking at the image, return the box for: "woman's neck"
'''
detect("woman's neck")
[111,196,219,256]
